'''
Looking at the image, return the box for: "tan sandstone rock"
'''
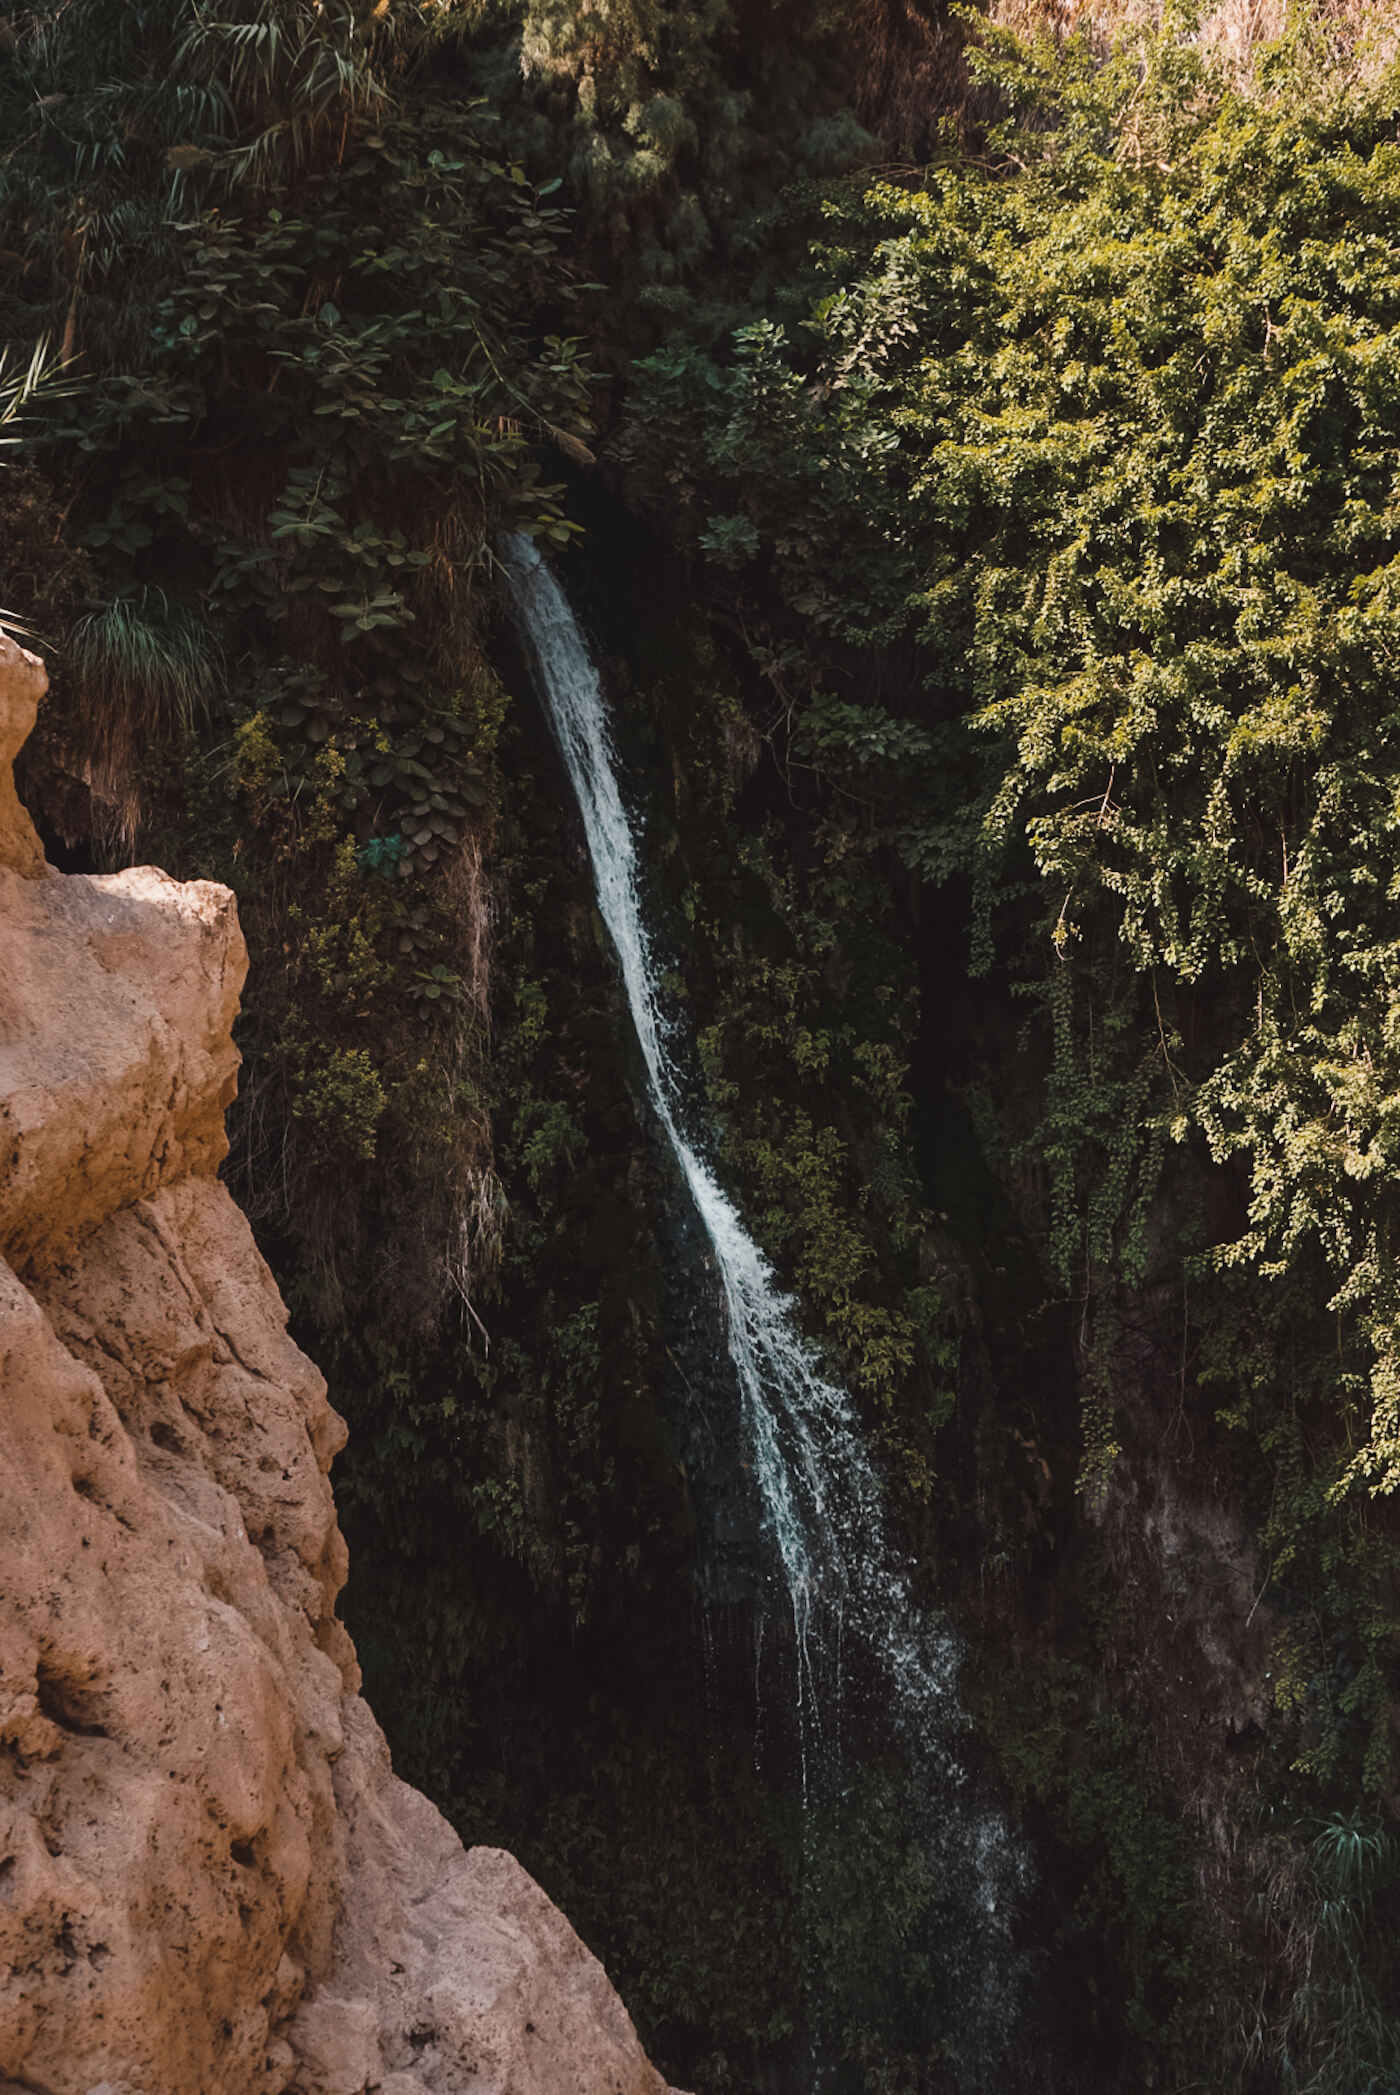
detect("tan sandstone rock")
[0,633,44,878]
[0,636,674,2094]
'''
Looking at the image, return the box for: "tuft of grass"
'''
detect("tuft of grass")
[1249,1811,1400,2093]
[64,588,224,845]
[66,588,222,736]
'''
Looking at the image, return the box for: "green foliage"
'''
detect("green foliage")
[979,1654,1213,2059]
[611,19,1400,2074]
[1248,1810,1400,2093]
[287,1039,387,1160]
[693,835,938,1422]
[447,0,879,324]
[1,0,592,748]
[12,3,1400,2085]
[0,0,595,1336]
[622,13,1400,1581]
[66,588,222,731]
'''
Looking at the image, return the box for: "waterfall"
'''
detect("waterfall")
[501,532,1039,2085]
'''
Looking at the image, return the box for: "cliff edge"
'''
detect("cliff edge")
[0,630,672,2095]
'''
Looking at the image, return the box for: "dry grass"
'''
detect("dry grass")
[1063,0,1400,89]
[847,0,973,158]
[848,0,1400,156]
[440,809,495,1027]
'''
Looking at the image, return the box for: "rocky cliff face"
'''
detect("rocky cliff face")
[0,631,672,2095]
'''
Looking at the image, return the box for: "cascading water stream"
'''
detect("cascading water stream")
[501,531,933,1751]
[501,533,1039,2084]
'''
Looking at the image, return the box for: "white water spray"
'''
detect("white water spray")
[501,534,954,1741]
[501,533,1035,2075]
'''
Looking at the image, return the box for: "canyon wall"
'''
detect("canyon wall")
[0,629,672,2095]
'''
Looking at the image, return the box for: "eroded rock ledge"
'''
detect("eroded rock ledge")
[0,631,673,2095]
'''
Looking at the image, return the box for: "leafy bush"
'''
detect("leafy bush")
[622,12,1400,1599]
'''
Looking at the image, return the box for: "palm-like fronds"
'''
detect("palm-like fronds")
[1,339,71,639]
[1308,1810,1396,1927]
[0,338,66,446]
[171,0,406,187]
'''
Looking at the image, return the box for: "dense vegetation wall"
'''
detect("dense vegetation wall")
[5,2,1400,2090]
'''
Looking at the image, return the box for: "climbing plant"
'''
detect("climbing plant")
[621,12,1400,1541]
